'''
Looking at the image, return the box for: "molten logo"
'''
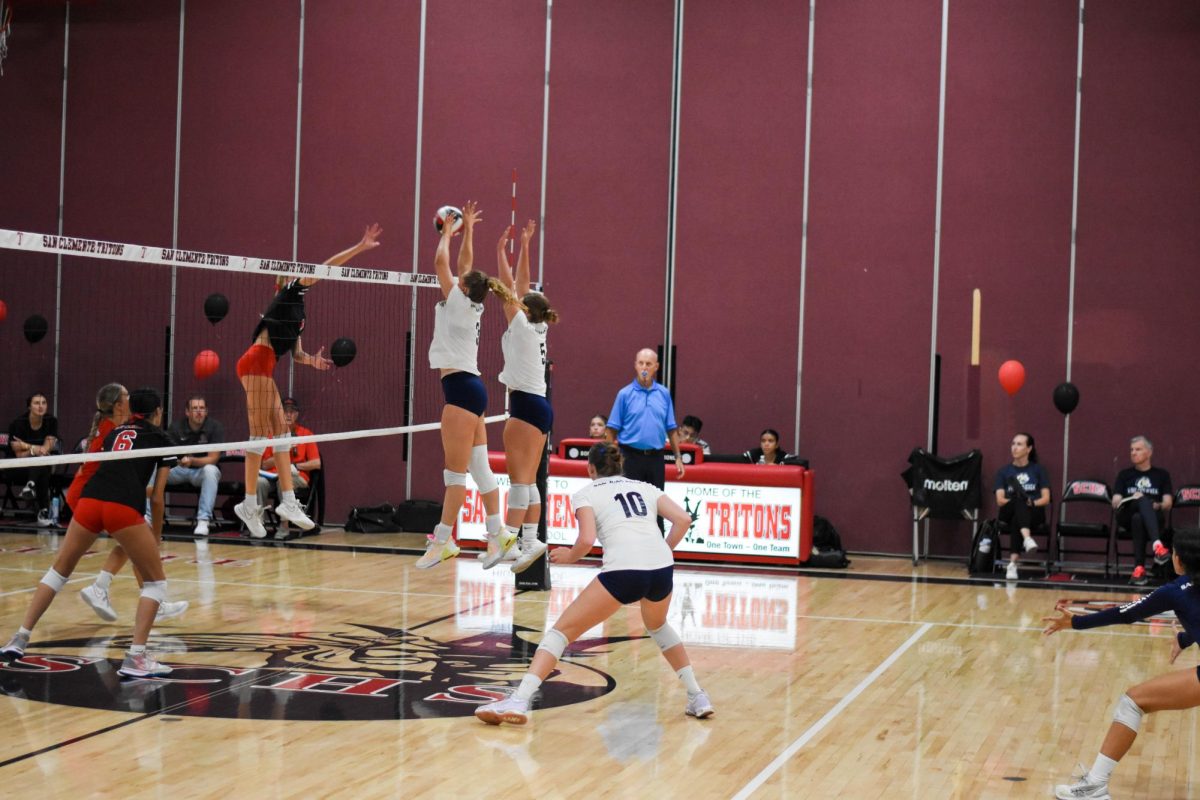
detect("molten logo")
[923,478,968,491]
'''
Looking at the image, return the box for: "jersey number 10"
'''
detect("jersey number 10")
[614,491,648,518]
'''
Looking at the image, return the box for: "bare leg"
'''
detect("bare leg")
[1099,669,1200,761]
[474,416,499,517]
[503,417,545,530]
[240,374,286,492]
[108,524,167,647]
[640,592,691,671]
[21,520,98,631]
[439,404,480,531]
[527,579,622,680]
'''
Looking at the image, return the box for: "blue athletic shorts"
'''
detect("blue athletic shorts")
[509,390,553,433]
[597,565,674,605]
[441,372,488,416]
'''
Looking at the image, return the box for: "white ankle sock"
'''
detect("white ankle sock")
[433,523,454,543]
[677,665,702,696]
[95,570,113,591]
[128,644,146,656]
[513,673,543,702]
[243,495,258,509]
[1089,753,1118,784]
[486,514,503,537]
[18,626,32,637]
[281,490,296,505]
[522,523,538,543]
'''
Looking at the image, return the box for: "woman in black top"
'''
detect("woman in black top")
[232,224,381,538]
[1,388,178,678]
[744,428,790,465]
[7,392,59,525]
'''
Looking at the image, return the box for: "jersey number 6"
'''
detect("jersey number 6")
[112,430,138,452]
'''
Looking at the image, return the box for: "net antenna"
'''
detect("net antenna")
[0,0,11,77]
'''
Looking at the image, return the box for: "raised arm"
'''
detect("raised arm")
[456,200,481,278]
[293,336,332,371]
[515,219,536,297]
[435,211,458,298]
[496,226,520,323]
[302,223,383,287]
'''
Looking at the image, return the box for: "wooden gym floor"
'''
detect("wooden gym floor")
[0,529,1196,799]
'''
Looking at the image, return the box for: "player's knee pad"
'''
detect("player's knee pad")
[140,580,169,605]
[246,435,269,456]
[40,567,68,593]
[648,623,682,652]
[444,469,468,488]
[528,485,541,507]
[1113,693,1144,732]
[469,445,497,494]
[536,628,569,661]
[508,483,531,511]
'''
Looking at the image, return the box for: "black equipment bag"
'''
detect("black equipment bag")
[968,518,999,574]
[804,515,850,568]
[345,503,402,533]
[392,500,443,533]
[901,448,983,518]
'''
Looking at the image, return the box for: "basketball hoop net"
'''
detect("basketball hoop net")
[0,1,11,76]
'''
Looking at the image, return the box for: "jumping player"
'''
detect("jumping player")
[474,442,714,724]
[234,224,382,538]
[417,201,519,570]
[1,388,180,677]
[489,220,557,573]
[1043,527,1200,799]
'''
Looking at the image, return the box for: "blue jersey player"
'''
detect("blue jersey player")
[1043,528,1200,799]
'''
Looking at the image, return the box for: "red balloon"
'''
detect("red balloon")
[0,300,7,322]
[193,349,220,380]
[998,360,1025,396]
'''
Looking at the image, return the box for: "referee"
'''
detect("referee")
[605,349,686,528]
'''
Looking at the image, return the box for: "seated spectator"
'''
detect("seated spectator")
[588,414,608,440]
[744,429,789,465]
[7,392,59,526]
[993,432,1051,581]
[257,397,321,539]
[1112,435,1173,586]
[679,415,711,454]
[165,395,224,536]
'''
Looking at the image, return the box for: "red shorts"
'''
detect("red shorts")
[73,498,146,534]
[237,343,277,378]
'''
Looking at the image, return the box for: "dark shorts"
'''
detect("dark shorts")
[597,565,674,605]
[73,498,146,535]
[237,344,277,378]
[441,372,488,416]
[509,390,553,433]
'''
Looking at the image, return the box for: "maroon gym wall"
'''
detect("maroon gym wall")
[3,1,1199,556]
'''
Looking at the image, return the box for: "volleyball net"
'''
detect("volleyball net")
[0,225,513,515]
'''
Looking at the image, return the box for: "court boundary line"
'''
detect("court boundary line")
[730,622,934,800]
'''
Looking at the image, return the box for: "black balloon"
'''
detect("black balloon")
[331,337,357,368]
[23,314,48,344]
[204,293,229,325]
[1053,382,1080,415]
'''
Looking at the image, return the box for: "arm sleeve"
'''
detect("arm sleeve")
[571,486,593,512]
[1163,471,1174,497]
[664,392,678,433]
[993,469,1007,492]
[607,392,625,433]
[1072,585,1176,630]
[46,416,59,438]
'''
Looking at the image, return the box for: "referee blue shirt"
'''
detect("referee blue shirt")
[607,380,677,450]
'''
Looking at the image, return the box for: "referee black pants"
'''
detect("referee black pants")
[620,446,666,533]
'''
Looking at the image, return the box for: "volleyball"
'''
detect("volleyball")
[331,337,357,368]
[193,349,220,380]
[434,205,463,235]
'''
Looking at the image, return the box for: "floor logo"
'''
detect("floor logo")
[0,624,630,721]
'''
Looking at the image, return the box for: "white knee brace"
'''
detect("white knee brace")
[528,484,541,507]
[444,469,468,487]
[40,568,68,593]
[649,623,682,652]
[246,435,269,456]
[469,445,497,494]
[141,580,169,605]
[508,483,531,511]
[537,628,569,661]
[1113,693,1144,732]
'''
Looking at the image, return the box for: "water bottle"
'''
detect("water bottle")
[50,496,61,526]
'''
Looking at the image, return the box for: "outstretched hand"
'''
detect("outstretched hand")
[1042,608,1073,636]
[497,226,512,252]
[520,219,536,244]
[461,200,481,229]
[309,347,333,371]
[359,223,383,250]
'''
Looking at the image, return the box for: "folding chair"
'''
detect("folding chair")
[902,448,982,565]
[1055,479,1113,577]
